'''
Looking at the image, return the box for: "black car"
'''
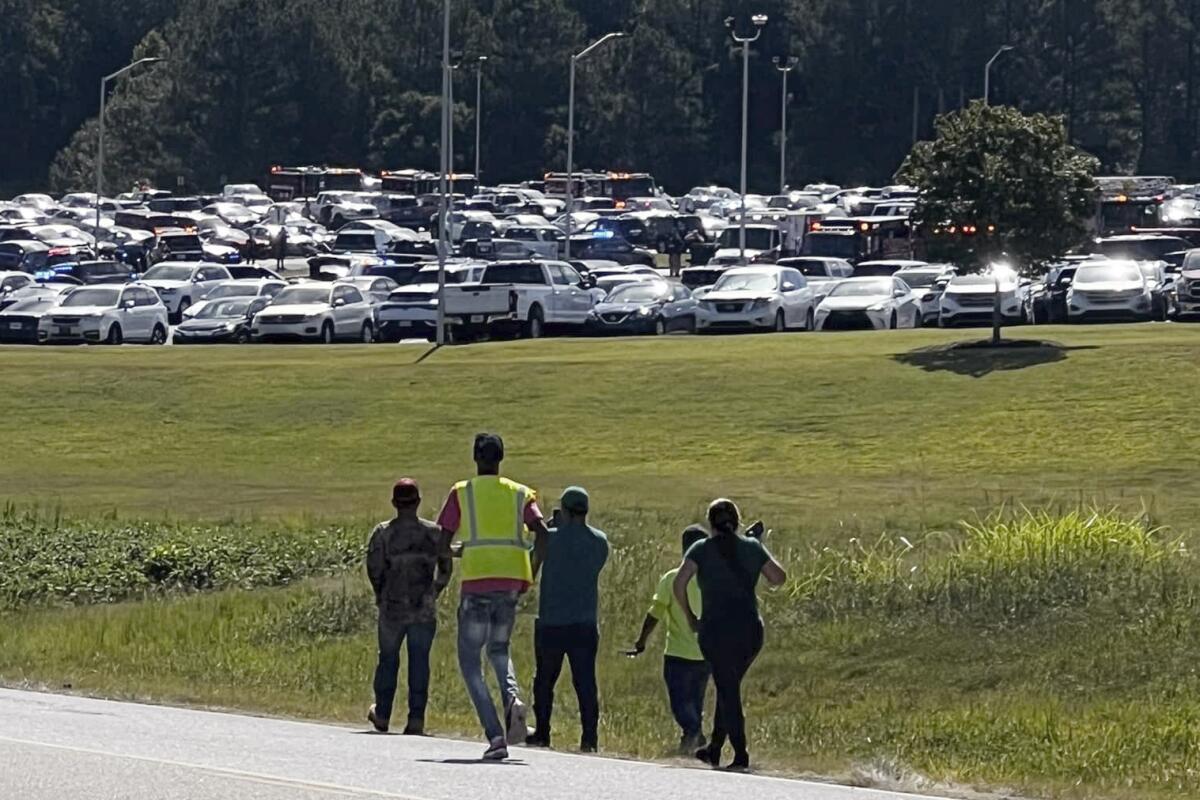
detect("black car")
[0,296,58,343]
[44,260,136,285]
[570,235,656,267]
[587,280,698,336]
[172,297,268,344]
[226,265,285,281]
[1030,265,1078,324]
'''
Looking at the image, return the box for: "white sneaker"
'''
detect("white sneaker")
[483,736,509,761]
[505,698,529,745]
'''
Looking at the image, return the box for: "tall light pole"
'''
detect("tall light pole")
[565,31,625,259]
[773,55,798,196]
[984,45,1014,106]
[96,56,163,234]
[436,0,451,346]
[727,14,768,264]
[447,54,463,197]
[474,56,487,181]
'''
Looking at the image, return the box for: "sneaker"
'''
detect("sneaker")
[724,756,751,773]
[679,733,706,753]
[525,731,551,748]
[505,698,529,745]
[695,745,719,766]
[483,736,509,761]
[402,718,424,736]
[366,705,388,734]
[579,740,598,754]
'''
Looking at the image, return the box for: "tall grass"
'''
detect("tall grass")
[785,509,1194,624]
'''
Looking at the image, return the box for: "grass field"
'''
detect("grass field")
[2,325,1199,798]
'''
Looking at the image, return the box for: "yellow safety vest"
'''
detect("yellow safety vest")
[455,475,534,584]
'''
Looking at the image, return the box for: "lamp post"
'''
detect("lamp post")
[447,54,463,197]
[565,31,625,259]
[474,56,487,181]
[984,45,1014,106]
[726,14,768,264]
[773,55,798,195]
[96,57,163,234]
[436,0,451,346]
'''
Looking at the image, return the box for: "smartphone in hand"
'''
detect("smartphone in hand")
[745,520,765,539]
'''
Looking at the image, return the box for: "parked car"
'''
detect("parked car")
[335,275,400,305]
[1066,260,1154,323]
[173,297,268,344]
[40,260,136,286]
[0,271,36,298]
[695,265,816,333]
[312,191,380,228]
[1174,249,1200,317]
[814,276,920,331]
[502,225,565,259]
[1030,264,1078,324]
[776,256,854,302]
[854,259,927,277]
[0,240,51,272]
[587,280,697,335]
[39,284,169,344]
[939,273,1030,328]
[894,264,958,325]
[251,282,376,343]
[140,262,233,322]
[183,278,287,319]
[377,262,486,342]
[0,295,59,343]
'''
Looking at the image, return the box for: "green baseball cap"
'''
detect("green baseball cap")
[560,486,590,513]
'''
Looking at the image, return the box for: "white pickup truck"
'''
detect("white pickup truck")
[376,261,486,342]
[441,260,595,339]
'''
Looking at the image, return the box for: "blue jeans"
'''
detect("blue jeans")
[663,655,710,739]
[457,590,521,741]
[373,617,437,725]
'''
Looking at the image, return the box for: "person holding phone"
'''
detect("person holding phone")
[672,499,786,772]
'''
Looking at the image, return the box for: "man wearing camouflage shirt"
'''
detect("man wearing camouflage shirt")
[366,478,453,735]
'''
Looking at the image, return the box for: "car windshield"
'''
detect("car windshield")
[717,228,776,250]
[142,265,194,281]
[951,274,1016,289]
[208,284,257,299]
[896,271,938,288]
[786,259,836,276]
[196,299,252,318]
[1076,263,1143,283]
[605,282,671,303]
[829,280,892,297]
[713,272,778,292]
[273,286,330,305]
[61,288,119,307]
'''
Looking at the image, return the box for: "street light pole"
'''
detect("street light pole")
[474,56,487,181]
[984,45,1014,106]
[565,31,625,260]
[773,56,797,195]
[436,0,451,346]
[727,14,768,264]
[96,57,163,235]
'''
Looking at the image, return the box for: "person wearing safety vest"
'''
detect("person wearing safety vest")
[437,432,551,761]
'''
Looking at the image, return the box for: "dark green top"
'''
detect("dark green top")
[684,535,769,624]
[537,521,610,626]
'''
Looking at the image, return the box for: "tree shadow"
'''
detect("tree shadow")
[892,339,1099,378]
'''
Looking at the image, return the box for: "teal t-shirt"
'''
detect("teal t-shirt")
[537,522,609,626]
[684,535,769,623]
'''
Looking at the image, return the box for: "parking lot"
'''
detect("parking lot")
[3,171,1199,348]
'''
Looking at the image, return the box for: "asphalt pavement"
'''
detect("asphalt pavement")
[0,688,956,800]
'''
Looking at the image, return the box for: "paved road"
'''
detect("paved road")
[0,689,951,800]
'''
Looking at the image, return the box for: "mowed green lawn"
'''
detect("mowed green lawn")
[0,325,1193,533]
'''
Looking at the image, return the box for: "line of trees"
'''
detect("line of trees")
[4,0,1200,195]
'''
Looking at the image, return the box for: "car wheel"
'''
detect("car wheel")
[234,329,250,344]
[361,322,373,343]
[149,324,167,345]
[774,310,786,332]
[524,306,545,339]
[687,315,698,334]
[805,308,815,331]
[889,310,898,330]
[105,324,123,345]
[319,321,335,344]
[654,317,666,336]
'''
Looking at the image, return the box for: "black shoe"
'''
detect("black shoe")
[402,718,424,736]
[680,733,706,753]
[725,753,751,773]
[695,745,719,766]
[525,732,551,748]
[366,704,388,734]
[580,740,598,753]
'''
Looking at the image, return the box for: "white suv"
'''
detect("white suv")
[695,265,816,332]
[39,284,169,345]
[140,262,232,323]
[251,282,376,343]
[1067,260,1153,322]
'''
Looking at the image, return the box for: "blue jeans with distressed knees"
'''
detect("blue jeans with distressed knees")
[457,590,521,742]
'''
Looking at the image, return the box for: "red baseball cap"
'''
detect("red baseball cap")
[392,478,421,505]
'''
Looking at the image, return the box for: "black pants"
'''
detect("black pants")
[663,655,709,739]
[532,621,600,745]
[699,617,764,760]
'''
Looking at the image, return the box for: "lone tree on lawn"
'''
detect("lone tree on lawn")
[896,101,1098,343]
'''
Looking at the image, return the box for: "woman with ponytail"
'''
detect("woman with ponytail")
[672,498,786,772]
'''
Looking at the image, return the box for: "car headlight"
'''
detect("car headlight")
[305,312,324,320]
[636,306,654,316]
[867,303,888,313]
[224,321,240,332]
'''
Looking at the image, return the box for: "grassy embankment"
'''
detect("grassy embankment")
[1,326,1198,798]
